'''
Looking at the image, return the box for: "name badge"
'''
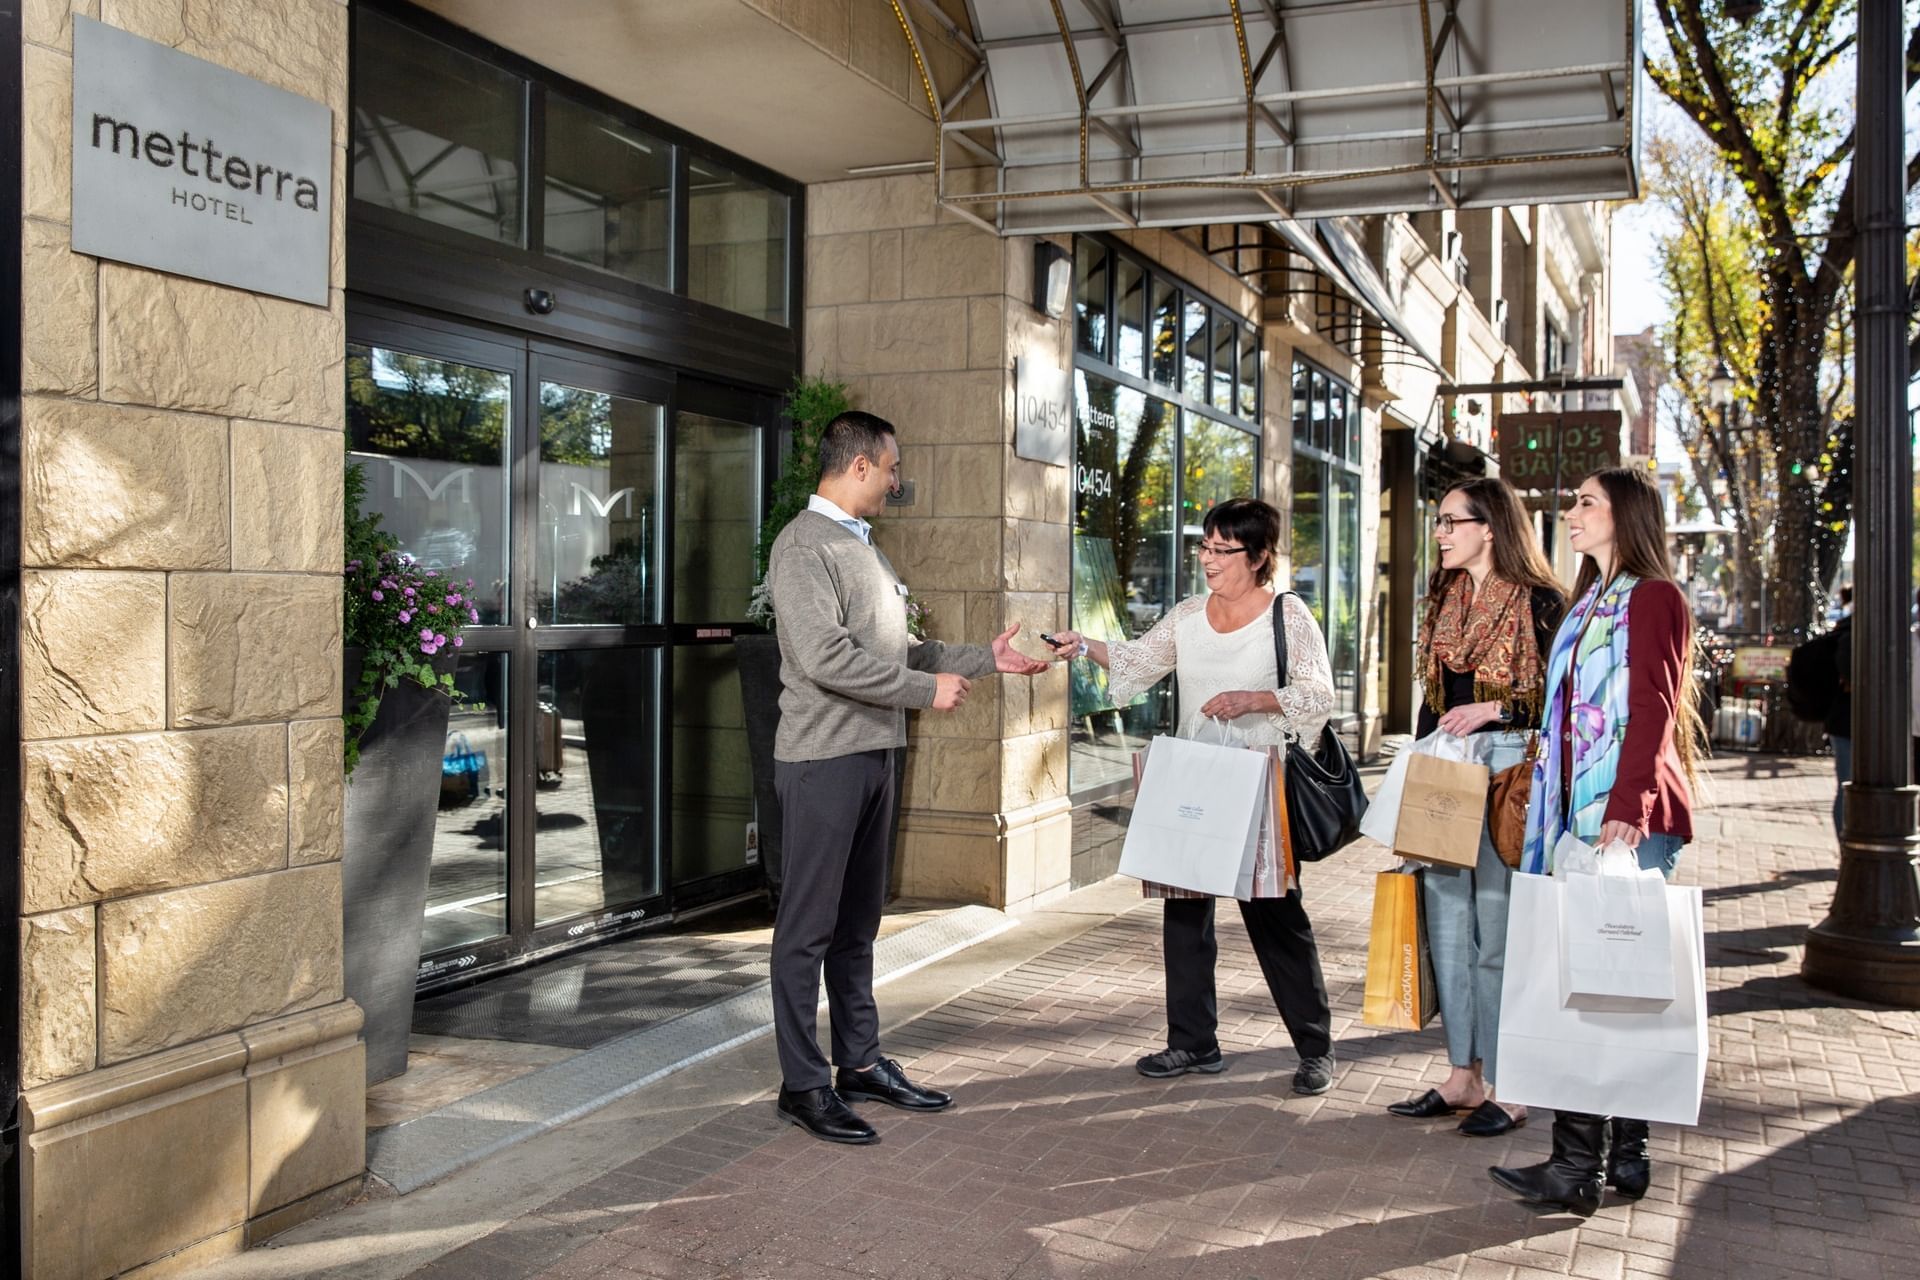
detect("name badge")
[895,583,911,596]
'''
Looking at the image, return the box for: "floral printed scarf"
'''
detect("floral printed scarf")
[1521,574,1639,874]
[1420,573,1545,719]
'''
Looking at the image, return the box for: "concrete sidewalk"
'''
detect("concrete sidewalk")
[211,754,1920,1280]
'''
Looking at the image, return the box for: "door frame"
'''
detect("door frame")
[348,297,781,992]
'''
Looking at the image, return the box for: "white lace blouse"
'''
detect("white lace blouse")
[1107,593,1335,747]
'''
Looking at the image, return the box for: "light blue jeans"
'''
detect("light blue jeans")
[1420,730,1531,1084]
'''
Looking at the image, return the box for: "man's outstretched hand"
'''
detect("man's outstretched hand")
[993,623,1049,675]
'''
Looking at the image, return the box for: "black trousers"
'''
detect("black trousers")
[770,749,894,1091]
[1162,893,1333,1060]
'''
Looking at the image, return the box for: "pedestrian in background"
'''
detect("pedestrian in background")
[1491,466,1703,1216]
[1385,477,1564,1138]
[765,410,1048,1145]
[1043,498,1340,1097]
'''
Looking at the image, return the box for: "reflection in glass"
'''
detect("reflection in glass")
[1332,470,1364,713]
[1074,239,1109,358]
[351,10,524,245]
[687,159,789,324]
[347,343,511,624]
[1328,384,1346,460]
[1292,361,1310,440]
[1070,371,1175,792]
[422,652,508,955]
[1181,418,1258,594]
[1291,456,1326,626]
[1183,301,1209,403]
[1115,258,1146,376]
[1211,320,1236,413]
[535,649,660,924]
[544,96,671,286]
[1311,371,1330,451]
[673,412,761,622]
[539,383,663,625]
[1348,389,1365,459]
[1239,328,1259,419]
[672,646,754,886]
[1150,280,1179,385]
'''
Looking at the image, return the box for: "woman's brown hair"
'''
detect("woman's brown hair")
[1571,467,1708,783]
[1422,477,1565,614]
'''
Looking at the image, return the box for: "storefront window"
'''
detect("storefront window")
[687,159,789,324]
[1150,279,1179,385]
[1239,329,1259,419]
[1075,239,1109,359]
[351,10,525,246]
[543,95,671,288]
[1182,299,1209,403]
[1070,373,1175,792]
[537,381,663,625]
[1181,417,1258,594]
[1115,258,1146,377]
[1292,356,1365,718]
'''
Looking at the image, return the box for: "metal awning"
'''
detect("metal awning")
[891,0,1640,234]
[1314,217,1446,371]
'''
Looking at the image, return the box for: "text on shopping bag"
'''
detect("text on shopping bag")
[1396,752,1490,867]
[1119,734,1271,898]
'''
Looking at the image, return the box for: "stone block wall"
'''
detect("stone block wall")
[16,3,364,1276]
[804,173,1074,910]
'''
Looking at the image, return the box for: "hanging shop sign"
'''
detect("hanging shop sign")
[1014,356,1072,467]
[1496,411,1622,492]
[70,16,333,305]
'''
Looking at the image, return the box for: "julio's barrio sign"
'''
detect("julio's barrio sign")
[1014,356,1071,467]
[71,16,332,305]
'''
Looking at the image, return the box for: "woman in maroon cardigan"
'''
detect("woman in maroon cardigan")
[1491,467,1705,1216]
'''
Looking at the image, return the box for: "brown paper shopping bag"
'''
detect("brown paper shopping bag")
[1361,869,1437,1030]
[1396,752,1490,867]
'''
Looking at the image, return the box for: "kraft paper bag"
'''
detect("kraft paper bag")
[1558,839,1676,1006]
[1361,868,1436,1030]
[1495,871,1709,1126]
[1396,750,1491,867]
[1119,734,1270,898]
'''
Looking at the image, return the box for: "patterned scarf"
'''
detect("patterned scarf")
[1521,574,1639,874]
[1419,573,1545,718]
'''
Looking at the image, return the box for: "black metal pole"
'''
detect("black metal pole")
[1543,404,1566,559]
[1803,0,1920,1005]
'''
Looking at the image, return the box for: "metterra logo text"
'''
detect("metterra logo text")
[89,113,322,209]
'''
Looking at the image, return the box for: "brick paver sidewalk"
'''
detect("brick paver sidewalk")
[409,755,1920,1280]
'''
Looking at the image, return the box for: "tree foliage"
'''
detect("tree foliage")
[1643,0,1909,634]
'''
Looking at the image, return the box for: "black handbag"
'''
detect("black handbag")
[1272,593,1368,860]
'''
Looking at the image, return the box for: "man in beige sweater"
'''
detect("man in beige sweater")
[767,410,1046,1144]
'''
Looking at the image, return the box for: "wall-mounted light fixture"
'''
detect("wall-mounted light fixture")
[1032,241,1071,319]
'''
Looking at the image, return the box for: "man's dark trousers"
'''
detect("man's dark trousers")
[771,748,895,1090]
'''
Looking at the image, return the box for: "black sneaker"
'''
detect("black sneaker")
[1292,1054,1336,1096]
[1136,1046,1226,1078]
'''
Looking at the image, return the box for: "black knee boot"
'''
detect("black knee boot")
[1606,1117,1651,1200]
[1488,1111,1607,1217]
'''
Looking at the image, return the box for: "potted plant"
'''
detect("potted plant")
[340,460,479,1084]
[740,377,922,907]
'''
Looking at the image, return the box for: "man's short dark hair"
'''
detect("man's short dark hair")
[1201,498,1283,586]
[818,411,897,479]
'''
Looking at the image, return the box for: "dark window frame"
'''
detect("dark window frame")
[1290,355,1365,726]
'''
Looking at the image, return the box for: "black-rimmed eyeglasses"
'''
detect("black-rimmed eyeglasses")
[1432,515,1488,535]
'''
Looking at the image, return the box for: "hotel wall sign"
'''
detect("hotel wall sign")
[71,17,332,305]
[1014,356,1072,467]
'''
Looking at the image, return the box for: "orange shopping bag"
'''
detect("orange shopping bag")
[1361,867,1437,1030]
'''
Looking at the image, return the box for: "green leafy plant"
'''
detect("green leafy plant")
[749,374,851,629]
[342,459,475,773]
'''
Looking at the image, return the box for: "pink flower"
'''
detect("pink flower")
[434,633,447,646]
[452,636,464,648]
[448,593,462,605]
[398,609,412,623]
[420,627,435,642]
[425,569,438,577]
[370,590,384,602]
[403,587,416,598]
[420,642,438,655]
[427,603,439,614]
[469,609,480,623]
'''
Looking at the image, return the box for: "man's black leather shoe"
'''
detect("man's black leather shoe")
[776,1086,879,1144]
[835,1056,953,1112]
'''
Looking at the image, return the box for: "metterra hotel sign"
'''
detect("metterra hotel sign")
[71,16,332,305]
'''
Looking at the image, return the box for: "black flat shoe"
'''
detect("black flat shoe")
[776,1086,879,1144]
[1458,1100,1527,1137]
[1387,1088,1475,1118]
[835,1056,953,1112]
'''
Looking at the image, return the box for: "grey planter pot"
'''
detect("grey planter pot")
[342,648,457,1085]
[735,633,908,907]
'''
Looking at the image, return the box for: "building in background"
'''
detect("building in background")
[4,2,1639,1272]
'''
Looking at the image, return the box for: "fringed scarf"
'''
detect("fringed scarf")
[1419,573,1546,721]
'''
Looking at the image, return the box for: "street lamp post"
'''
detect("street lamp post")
[1802,0,1920,1006]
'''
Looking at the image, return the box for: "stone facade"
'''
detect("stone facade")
[14,2,363,1275]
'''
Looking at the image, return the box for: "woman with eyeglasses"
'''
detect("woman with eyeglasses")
[1385,477,1565,1137]
[1489,467,1702,1215]
[1042,498,1340,1098]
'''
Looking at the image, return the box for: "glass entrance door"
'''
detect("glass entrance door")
[347,306,769,981]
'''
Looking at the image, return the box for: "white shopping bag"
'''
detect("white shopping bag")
[1120,732,1271,898]
[1556,838,1675,1006]
[1495,871,1708,1126]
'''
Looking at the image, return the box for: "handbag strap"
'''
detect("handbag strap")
[1271,591,1296,689]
